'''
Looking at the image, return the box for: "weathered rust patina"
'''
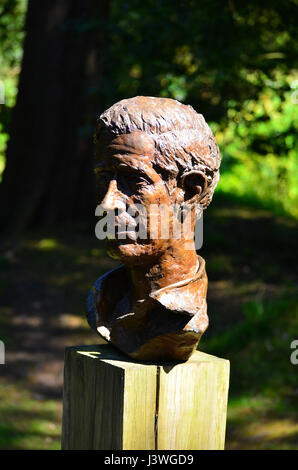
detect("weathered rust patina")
[87,96,221,362]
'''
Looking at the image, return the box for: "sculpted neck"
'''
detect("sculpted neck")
[128,239,199,302]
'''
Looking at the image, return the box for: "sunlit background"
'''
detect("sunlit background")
[0,0,297,450]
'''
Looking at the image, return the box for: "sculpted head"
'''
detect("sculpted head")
[94,96,221,266]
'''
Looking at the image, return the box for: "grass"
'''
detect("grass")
[227,395,298,450]
[200,295,298,449]
[0,381,61,450]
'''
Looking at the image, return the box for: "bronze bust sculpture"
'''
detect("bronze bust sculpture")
[87,96,221,362]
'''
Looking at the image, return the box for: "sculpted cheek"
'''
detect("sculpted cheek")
[141,182,171,206]
[171,187,185,204]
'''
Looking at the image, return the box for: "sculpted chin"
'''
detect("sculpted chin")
[87,96,221,362]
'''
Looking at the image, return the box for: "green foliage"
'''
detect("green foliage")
[107,0,297,117]
[104,1,298,218]
[1,0,297,216]
[0,0,27,181]
[213,73,298,218]
[0,0,27,108]
[0,0,27,71]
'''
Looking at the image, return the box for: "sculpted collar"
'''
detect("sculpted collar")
[87,255,207,335]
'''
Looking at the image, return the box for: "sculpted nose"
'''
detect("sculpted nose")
[101,179,126,211]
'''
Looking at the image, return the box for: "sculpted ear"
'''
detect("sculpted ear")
[181,170,208,202]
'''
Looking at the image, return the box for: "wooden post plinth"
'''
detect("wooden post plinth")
[62,344,229,450]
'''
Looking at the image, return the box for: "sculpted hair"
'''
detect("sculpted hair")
[95,96,221,209]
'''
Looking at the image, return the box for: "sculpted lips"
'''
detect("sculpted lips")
[89,96,222,362]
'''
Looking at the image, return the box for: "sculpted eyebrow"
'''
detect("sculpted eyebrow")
[95,160,154,183]
[117,162,152,177]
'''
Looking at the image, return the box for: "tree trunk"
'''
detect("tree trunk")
[0,0,110,239]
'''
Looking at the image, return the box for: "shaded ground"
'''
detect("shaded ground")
[0,195,297,449]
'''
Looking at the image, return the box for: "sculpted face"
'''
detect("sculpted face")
[88,97,222,362]
[95,130,184,265]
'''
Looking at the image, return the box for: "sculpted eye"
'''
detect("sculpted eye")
[128,174,146,185]
[118,172,149,193]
